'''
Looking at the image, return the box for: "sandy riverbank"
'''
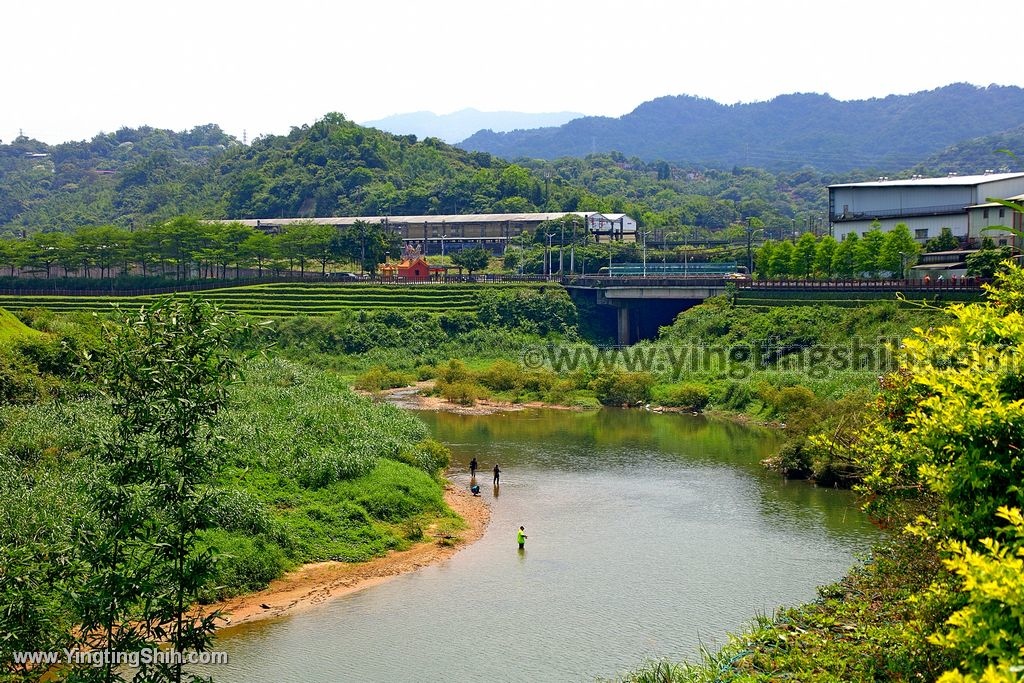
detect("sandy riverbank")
[368,380,581,415]
[208,483,489,632]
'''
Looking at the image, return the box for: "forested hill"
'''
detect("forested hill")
[459,84,1024,172]
[1,114,626,234]
[912,123,1024,176]
[3,106,1017,238]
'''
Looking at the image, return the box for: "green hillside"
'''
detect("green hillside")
[0,282,543,317]
[460,84,1024,171]
[0,306,42,339]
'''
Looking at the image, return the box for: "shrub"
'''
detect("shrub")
[439,380,485,405]
[354,365,414,392]
[929,507,1024,682]
[767,437,814,479]
[712,380,756,411]
[477,359,524,392]
[767,384,820,416]
[211,488,272,534]
[589,370,654,406]
[655,382,711,410]
[435,359,473,385]
[199,530,288,598]
[397,439,451,476]
[290,446,378,488]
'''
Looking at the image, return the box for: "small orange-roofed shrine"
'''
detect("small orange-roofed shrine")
[380,246,446,281]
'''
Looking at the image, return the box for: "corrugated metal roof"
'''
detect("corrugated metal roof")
[830,172,1024,189]
[213,212,638,232]
[223,212,605,227]
[910,262,967,270]
[967,193,1024,209]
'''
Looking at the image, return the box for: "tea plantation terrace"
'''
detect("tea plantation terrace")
[0,282,543,316]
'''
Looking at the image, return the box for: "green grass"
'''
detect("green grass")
[0,307,43,340]
[0,355,458,603]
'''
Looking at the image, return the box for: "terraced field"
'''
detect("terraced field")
[0,282,544,317]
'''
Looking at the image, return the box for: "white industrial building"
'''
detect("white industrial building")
[828,172,1024,245]
[225,211,636,254]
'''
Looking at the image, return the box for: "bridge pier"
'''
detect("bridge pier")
[564,277,729,345]
[617,306,631,346]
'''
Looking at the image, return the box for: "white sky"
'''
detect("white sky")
[3,0,1022,145]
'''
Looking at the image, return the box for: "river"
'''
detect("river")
[204,408,880,682]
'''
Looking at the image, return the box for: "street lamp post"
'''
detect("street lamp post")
[559,224,565,277]
[440,234,448,280]
[545,232,555,281]
[569,221,576,275]
[360,223,366,278]
[745,221,764,275]
[641,229,650,277]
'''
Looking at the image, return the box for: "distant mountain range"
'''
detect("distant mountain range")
[361,108,583,144]
[458,84,1024,173]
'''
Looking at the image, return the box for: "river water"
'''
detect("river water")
[205,408,879,682]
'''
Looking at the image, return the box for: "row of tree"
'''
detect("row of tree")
[0,217,405,279]
[755,224,921,279]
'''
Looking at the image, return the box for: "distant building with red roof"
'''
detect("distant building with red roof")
[379,253,446,281]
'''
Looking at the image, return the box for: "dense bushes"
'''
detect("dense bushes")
[0,352,458,647]
[589,370,655,406]
[653,382,711,410]
[476,286,578,336]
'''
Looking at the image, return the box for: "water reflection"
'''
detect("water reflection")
[205,408,879,683]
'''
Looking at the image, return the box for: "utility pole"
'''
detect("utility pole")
[746,220,764,275]
[545,232,555,281]
[642,229,649,277]
[559,223,564,276]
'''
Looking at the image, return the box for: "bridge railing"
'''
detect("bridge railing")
[562,275,730,288]
[742,278,988,292]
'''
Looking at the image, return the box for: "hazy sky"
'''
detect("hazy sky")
[4,0,1021,145]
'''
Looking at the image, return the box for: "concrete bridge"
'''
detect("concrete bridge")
[562,276,986,345]
[562,276,732,344]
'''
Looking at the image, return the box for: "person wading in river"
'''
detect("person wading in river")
[493,463,501,486]
[469,457,478,477]
[517,526,527,550]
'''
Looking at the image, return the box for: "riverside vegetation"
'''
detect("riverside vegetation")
[614,267,1024,682]
[3,267,1022,681]
[0,299,456,682]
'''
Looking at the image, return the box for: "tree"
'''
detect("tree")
[850,265,1024,679]
[790,232,817,278]
[926,226,960,253]
[813,235,838,278]
[157,216,206,280]
[965,246,1013,277]
[127,225,164,277]
[214,221,258,278]
[451,247,491,275]
[337,221,400,275]
[240,231,277,276]
[302,223,340,275]
[768,240,795,278]
[856,228,885,277]
[831,233,858,279]
[878,223,919,277]
[277,222,317,275]
[28,232,66,278]
[76,298,240,682]
[755,240,777,278]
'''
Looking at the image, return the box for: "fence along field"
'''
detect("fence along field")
[0,282,544,316]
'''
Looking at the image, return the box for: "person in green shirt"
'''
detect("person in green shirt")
[517,526,527,549]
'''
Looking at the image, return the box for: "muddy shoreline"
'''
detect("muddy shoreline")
[208,483,489,632]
